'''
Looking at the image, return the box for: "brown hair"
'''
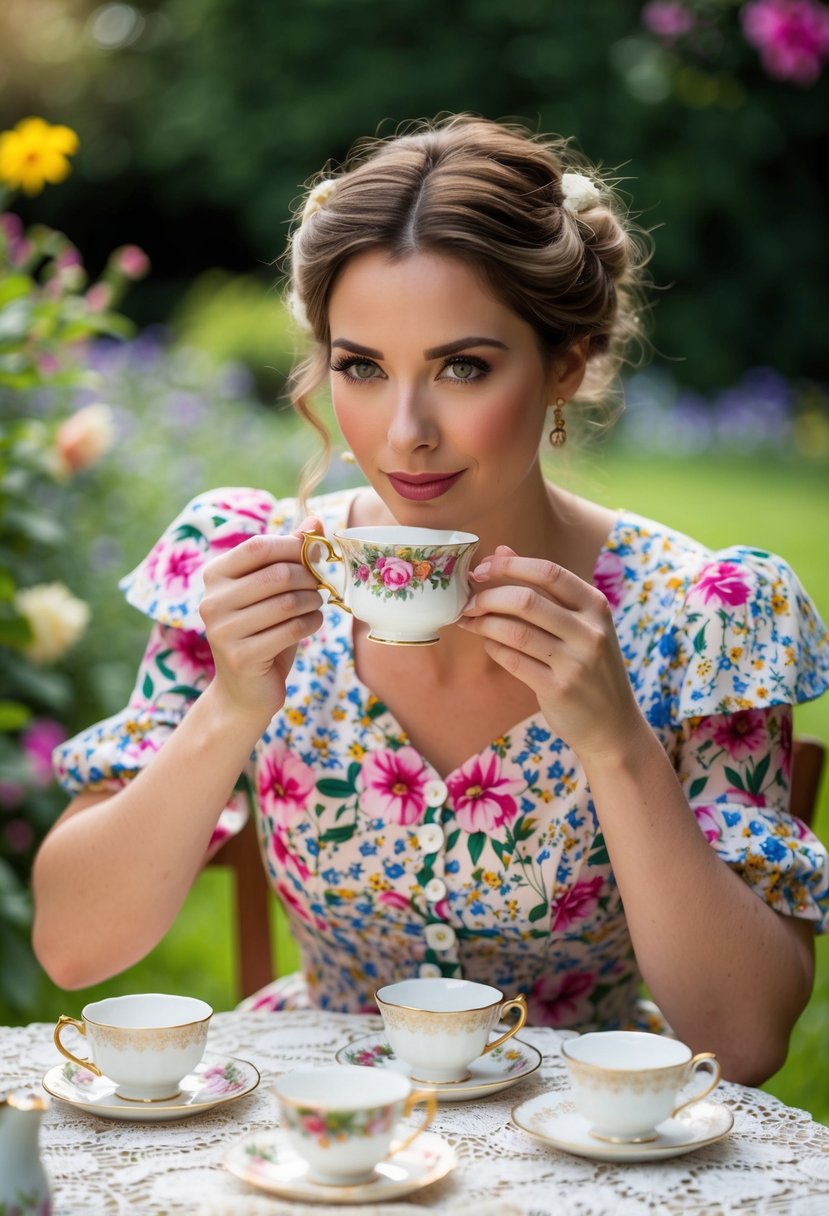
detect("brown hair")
[284,113,650,495]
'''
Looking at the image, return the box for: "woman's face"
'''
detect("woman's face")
[327,249,581,530]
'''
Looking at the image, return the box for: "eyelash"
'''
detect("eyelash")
[329,354,491,384]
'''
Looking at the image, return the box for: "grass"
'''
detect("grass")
[17,448,829,1123]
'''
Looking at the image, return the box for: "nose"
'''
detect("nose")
[386,385,439,454]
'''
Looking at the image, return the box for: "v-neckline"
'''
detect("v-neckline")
[325,487,626,782]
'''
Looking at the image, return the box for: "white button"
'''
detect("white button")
[418,824,444,853]
[424,923,457,952]
[424,779,449,808]
[424,877,447,902]
[419,962,442,979]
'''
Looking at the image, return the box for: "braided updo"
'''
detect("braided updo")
[285,114,649,491]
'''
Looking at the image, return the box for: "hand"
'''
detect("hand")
[458,545,645,763]
[199,515,325,724]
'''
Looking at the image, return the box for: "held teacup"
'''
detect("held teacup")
[300,525,478,645]
[375,977,528,1084]
[561,1030,722,1143]
[53,993,212,1102]
[272,1064,436,1186]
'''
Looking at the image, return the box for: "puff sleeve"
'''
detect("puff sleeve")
[669,548,829,930]
[52,487,297,852]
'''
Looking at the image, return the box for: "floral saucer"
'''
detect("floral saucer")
[224,1128,455,1204]
[511,1092,734,1162]
[334,1030,541,1101]
[42,1052,259,1122]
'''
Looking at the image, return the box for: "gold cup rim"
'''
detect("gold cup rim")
[374,982,511,1017]
[81,995,213,1033]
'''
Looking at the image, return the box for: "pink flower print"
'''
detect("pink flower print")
[258,743,316,824]
[375,556,387,569]
[447,752,524,834]
[378,890,410,911]
[272,824,312,882]
[170,628,215,676]
[693,804,722,844]
[529,971,595,1026]
[357,564,370,582]
[209,529,260,551]
[593,550,626,609]
[729,788,767,808]
[551,876,604,932]
[741,0,829,85]
[441,554,457,577]
[164,546,203,589]
[301,1113,328,1137]
[713,710,769,760]
[689,561,752,607]
[359,747,428,825]
[381,557,414,590]
[276,880,328,931]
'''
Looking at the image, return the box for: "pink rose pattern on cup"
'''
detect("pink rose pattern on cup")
[350,544,459,601]
[280,1101,396,1145]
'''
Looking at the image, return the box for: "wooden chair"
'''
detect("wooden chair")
[207,817,274,1001]
[209,737,826,1002]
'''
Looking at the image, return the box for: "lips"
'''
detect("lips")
[386,471,464,501]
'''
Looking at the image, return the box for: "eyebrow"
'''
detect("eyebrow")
[330,336,509,360]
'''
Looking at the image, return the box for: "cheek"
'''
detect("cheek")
[469,390,542,453]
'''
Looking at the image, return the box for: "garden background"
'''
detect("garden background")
[2,0,828,1121]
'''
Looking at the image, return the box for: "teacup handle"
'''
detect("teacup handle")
[53,1015,102,1077]
[391,1090,437,1156]
[300,532,351,613]
[483,993,528,1056]
[672,1051,721,1117]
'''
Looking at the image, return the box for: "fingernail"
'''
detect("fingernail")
[496,545,516,556]
[472,562,491,579]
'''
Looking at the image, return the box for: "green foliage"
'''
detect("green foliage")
[8,0,829,389]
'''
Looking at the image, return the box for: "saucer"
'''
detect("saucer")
[42,1053,260,1122]
[511,1092,734,1162]
[224,1128,455,1203]
[334,1030,541,1101]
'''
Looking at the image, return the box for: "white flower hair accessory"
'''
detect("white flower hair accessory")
[301,177,336,224]
[561,171,601,213]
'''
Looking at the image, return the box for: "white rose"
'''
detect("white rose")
[55,403,116,475]
[561,172,602,213]
[17,583,91,665]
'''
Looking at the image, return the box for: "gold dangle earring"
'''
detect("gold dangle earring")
[549,398,567,448]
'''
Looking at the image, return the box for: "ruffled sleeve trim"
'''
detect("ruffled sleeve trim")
[672,546,829,720]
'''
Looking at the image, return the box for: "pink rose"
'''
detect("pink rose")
[381,557,414,590]
[357,564,370,582]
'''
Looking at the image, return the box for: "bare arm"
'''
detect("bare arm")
[32,521,323,989]
[461,548,816,1085]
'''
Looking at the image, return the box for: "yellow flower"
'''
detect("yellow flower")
[285,708,305,725]
[729,647,743,662]
[347,743,366,760]
[17,582,90,664]
[332,706,346,721]
[0,116,79,195]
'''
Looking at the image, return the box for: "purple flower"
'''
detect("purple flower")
[22,719,68,786]
[742,0,829,85]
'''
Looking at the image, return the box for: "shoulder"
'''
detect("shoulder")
[118,486,358,630]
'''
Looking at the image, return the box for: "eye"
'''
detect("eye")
[330,355,384,382]
[439,356,489,382]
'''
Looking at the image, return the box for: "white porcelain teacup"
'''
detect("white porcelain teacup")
[561,1030,722,1143]
[272,1064,436,1186]
[300,525,479,645]
[375,977,528,1084]
[53,993,212,1102]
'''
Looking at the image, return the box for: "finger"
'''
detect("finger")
[226,608,325,668]
[206,531,310,580]
[207,589,324,644]
[294,514,325,538]
[469,553,597,611]
[475,635,553,694]
[459,608,568,666]
[203,557,321,617]
[462,583,580,647]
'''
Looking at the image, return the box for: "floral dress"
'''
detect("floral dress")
[54,487,829,1029]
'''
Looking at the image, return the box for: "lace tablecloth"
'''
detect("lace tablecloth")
[4,1010,829,1215]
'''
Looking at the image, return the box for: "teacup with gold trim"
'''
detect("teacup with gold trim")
[561,1030,721,1143]
[301,526,479,646]
[375,977,528,1084]
[53,993,212,1102]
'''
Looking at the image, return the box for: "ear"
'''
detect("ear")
[547,336,590,401]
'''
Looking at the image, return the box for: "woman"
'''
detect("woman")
[33,115,829,1085]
